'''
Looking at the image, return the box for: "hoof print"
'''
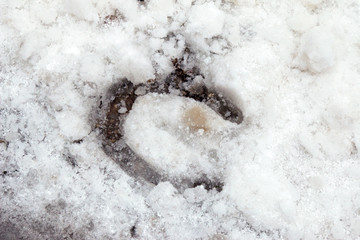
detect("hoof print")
[94,58,242,192]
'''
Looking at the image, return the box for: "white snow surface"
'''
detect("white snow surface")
[1,0,360,239]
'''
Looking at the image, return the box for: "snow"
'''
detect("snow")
[294,27,337,73]
[125,93,232,179]
[1,0,360,239]
[187,2,225,38]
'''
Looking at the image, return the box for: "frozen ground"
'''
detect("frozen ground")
[1,0,360,239]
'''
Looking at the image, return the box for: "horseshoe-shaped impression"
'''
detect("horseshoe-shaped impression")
[94,56,243,192]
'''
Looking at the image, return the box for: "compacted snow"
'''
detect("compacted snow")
[1,0,360,239]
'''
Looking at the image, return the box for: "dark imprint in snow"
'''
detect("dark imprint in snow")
[94,55,243,192]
